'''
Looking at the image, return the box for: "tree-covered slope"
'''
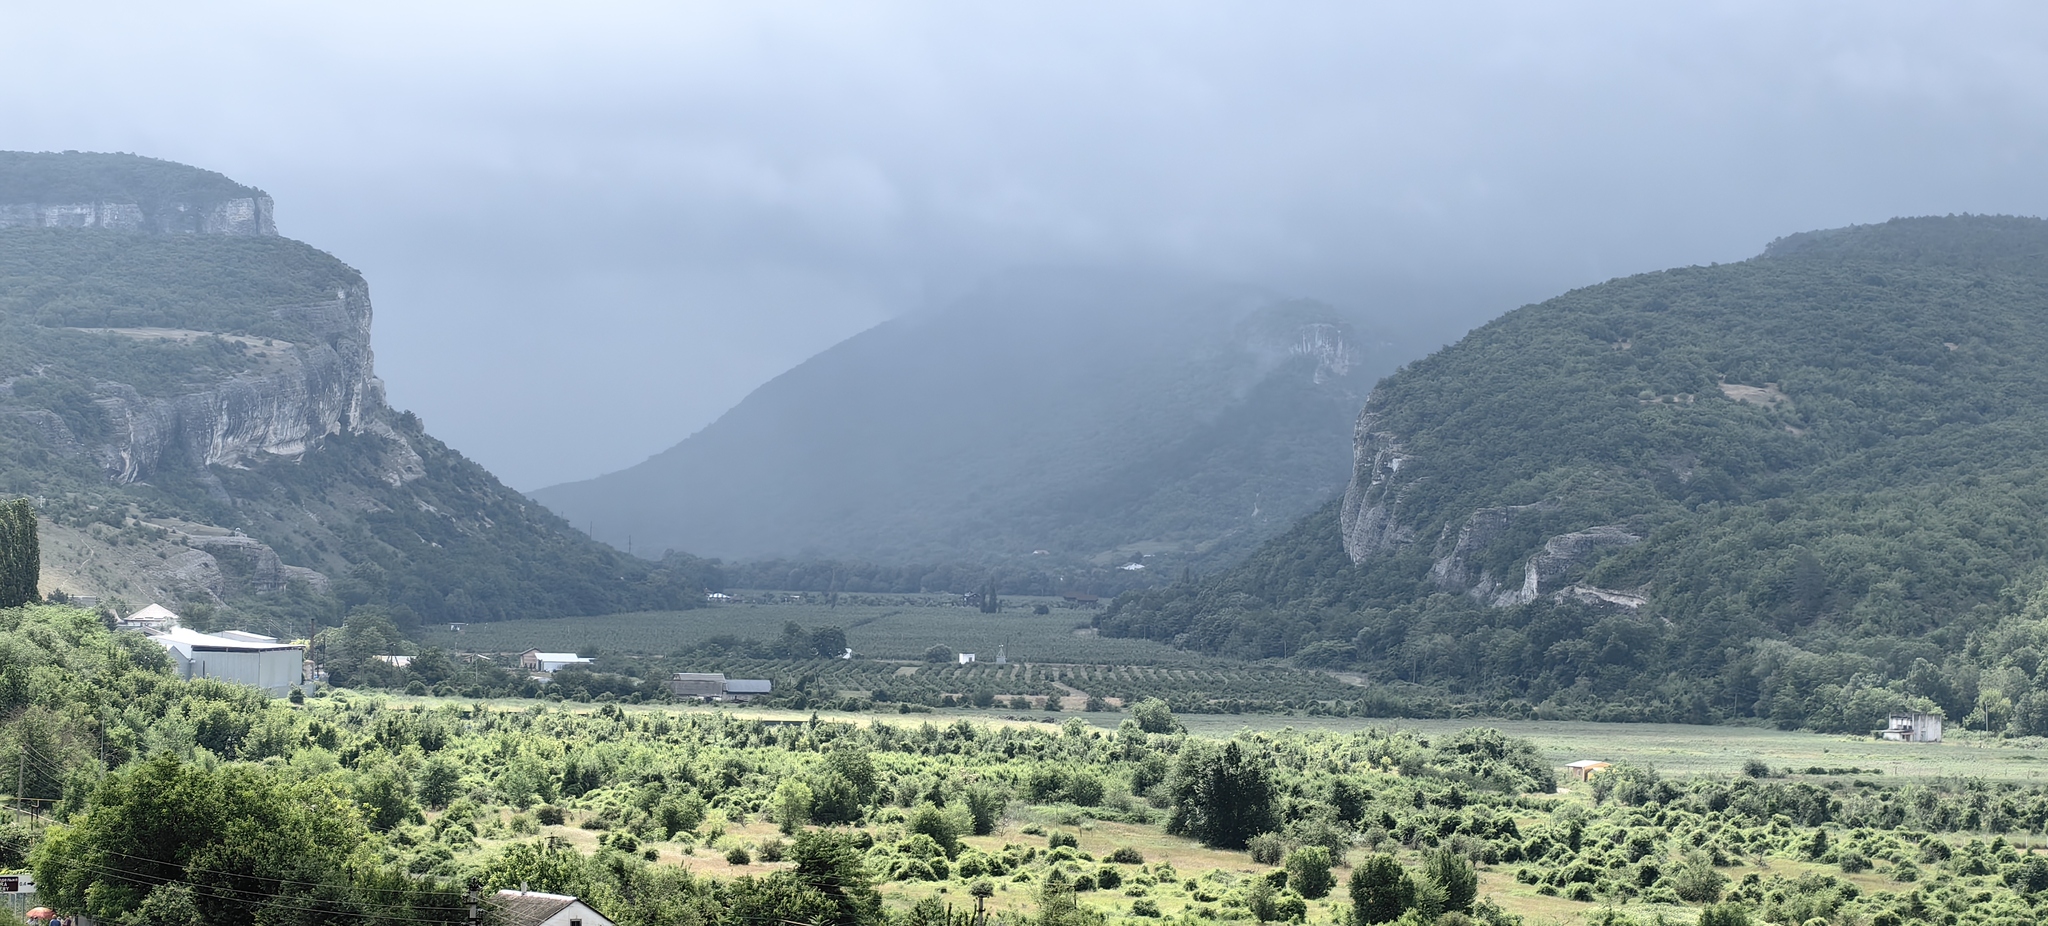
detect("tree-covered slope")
[535,274,1405,574]
[0,150,260,205]
[1103,215,2048,733]
[0,152,714,633]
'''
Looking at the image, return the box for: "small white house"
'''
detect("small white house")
[119,603,180,633]
[958,653,977,665]
[151,627,303,697]
[491,890,614,926]
[1875,710,1943,743]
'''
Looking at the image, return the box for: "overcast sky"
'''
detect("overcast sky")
[7,3,2048,489]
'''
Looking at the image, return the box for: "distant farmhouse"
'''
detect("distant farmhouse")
[1565,760,1612,782]
[1875,710,1943,743]
[118,603,180,634]
[520,649,593,673]
[668,672,773,702]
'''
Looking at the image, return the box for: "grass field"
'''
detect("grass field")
[1170,714,2048,783]
[369,688,2048,786]
[420,596,1212,665]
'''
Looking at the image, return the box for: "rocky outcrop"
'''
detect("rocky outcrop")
[1493,526,1642,607]
[1340,409,1418,561]
[0,195,275,236]
[1429,502,1558,600]
[1554,584,1648,611]
[184,535,288,596]
[144,529,329,603]
[158,549,227,601]
[1291,322,1357,384]
[1342,397,1645,607]
[93,284,385,483]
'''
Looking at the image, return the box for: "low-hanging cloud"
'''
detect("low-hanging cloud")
[5,2,2048,488]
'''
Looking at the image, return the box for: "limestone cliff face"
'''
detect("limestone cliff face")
[1428,502,1557,600]
[92,284,394,485]
[1342,397,1645,609]
[1491,526,1642,607]
[1339,405,1417,561]
[1290,322,1357,384]
[0,195,275,236]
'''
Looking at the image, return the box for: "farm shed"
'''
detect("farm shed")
[1874,710,1943,743]
[670,672,727,699]
[151,627,303,697]
[491,890,614,926]
[1565,760,1612,782]
[521,649,592,673]
[669,673,773,701]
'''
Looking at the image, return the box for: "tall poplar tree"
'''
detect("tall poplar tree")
[0,499,39,608]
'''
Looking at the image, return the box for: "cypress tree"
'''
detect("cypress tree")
[0,499,39,608]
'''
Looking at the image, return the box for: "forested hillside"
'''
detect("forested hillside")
[535,275,1412,575]
[0,152,715,633]
[1104,216,2048,734]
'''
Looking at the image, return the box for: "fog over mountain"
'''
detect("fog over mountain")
[8,6,2048,492]
[532,271,1398,568]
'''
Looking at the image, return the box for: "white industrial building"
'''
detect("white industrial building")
[150,627,303,696]
[520,649,593,673]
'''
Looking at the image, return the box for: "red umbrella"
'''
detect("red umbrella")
[26,908,52,919]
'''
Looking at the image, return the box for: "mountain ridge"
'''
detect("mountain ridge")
[1102,215,2048,733]
[0,152,713,634]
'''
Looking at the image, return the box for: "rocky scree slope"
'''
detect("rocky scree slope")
[534,274,1397,575]
[0,152,714,633]
[1102,215,2048,732]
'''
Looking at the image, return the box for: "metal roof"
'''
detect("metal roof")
[152,627,301,654]
[490,891,579,926]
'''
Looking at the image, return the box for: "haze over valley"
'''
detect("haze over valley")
[12,7,2048,926]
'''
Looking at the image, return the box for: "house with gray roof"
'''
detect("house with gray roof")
[490,890,613,926]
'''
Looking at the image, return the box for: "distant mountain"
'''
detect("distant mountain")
[1104,215,2048,734]
[0,152,714,634]
[534,274,1417,575]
